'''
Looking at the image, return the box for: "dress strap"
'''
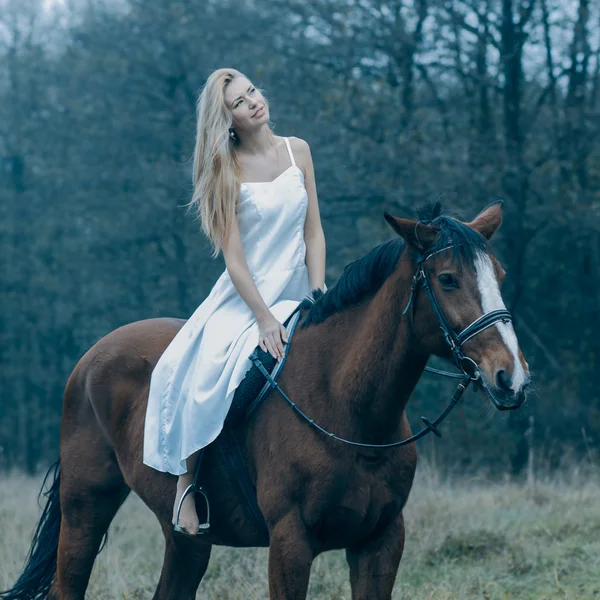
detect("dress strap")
[283,137,296,167]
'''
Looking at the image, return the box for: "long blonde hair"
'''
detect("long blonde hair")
[186,68,273,258]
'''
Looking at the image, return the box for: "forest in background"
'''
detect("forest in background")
[1,0,598,475]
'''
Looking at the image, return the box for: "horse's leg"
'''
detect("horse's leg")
[151,529,211,600]
[267,511,314,600]
[51,467,130,600]
[345,513,406,600]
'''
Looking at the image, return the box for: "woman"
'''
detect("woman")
[143,68,327,537]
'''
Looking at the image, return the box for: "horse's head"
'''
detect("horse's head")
[384,201,530,411]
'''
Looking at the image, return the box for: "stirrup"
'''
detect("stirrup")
[173,483,211,537]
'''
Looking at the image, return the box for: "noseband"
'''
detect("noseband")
[250,244,513,449]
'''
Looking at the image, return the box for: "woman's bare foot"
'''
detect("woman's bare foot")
[172,474,200,535]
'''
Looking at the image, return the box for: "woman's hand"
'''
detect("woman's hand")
[257,314,288,361]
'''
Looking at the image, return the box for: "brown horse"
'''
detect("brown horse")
[1,201,530,600]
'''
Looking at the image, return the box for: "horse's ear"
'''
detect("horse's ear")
[465,200,504,240]
[383,213,438,250]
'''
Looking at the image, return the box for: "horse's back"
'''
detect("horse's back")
[86,316,185,367]
[79,316,183,382]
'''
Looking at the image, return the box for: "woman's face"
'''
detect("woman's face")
[224,76,269,132]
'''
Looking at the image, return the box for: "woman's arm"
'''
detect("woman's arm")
[305,231,326,293]
[222,214,272,325]
[293,137,327,292]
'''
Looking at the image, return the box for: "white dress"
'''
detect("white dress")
[143,137,324,475]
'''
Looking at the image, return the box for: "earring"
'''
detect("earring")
[229,128,237,141]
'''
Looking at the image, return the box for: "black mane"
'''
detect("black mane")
[298,237,405,329]
[299,202,488,329]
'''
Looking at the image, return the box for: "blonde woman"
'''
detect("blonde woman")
[143,68,327,536]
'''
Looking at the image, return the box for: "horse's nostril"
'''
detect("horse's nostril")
[495,369,512,391]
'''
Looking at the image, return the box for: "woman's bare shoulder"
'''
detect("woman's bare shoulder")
[287,136,309,150]
[286,137,310,170]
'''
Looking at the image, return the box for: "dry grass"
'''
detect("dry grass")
[1,463,599,599]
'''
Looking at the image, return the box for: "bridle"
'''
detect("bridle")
[250,244,513,449]
[407,245,512,382]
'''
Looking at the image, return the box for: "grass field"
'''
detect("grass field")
[1,463,598,599]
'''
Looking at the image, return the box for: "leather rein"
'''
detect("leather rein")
[250,244,512,449]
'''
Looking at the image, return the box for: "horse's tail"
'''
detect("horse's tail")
[0,460,62,600]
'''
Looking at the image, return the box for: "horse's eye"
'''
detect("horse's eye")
[438,273,458,289]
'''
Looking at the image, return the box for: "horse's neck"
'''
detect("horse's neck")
[313,267,429,442]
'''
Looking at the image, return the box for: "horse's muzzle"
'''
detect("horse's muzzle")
[480,375,529,411]
[489,387,528,411]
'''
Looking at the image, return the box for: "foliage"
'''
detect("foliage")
[1,0,598,472]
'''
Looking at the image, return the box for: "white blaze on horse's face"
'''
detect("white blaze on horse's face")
[474,251,529,395]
